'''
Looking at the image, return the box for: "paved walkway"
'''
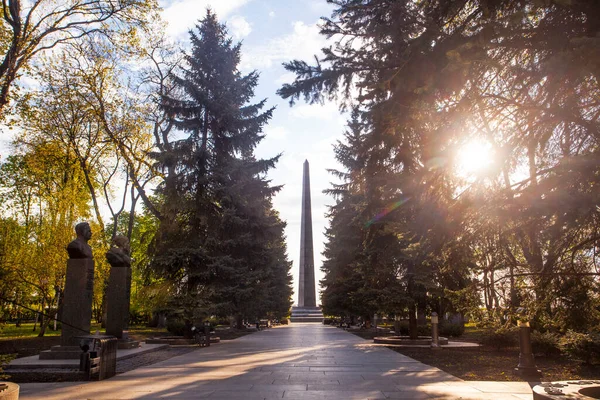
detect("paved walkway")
[18,324,534,399]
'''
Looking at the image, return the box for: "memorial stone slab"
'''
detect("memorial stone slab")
[61,258,95,346]
[105,266,131,339]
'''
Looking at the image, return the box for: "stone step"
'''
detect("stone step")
[290,306,324,323]
[291,311,324,315]
[290,317,324,323]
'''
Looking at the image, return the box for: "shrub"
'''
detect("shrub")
[417,324,432,336]
[439,322,465,337]
[392,322,434,336]
[166,319,186,336]
[279,318,289,325]
[323,318,334,325]
[531,331,561,356]
[393,321,409,335]
[559,330,600,364]
[479,326,519,350]
[0,354,15,380]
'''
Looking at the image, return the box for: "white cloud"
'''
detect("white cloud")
[161,0,252,39]
[268,11,275,18]
[289,101,338,120]
[263,126,289,141]
[227,15,252,39]
[309,0,333,15]
[241,21,328,70]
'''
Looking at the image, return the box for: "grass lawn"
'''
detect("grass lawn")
[348,324,600,381]
[0,321,255,360]
[0,322,171,359]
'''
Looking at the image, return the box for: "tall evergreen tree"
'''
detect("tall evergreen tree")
[280,0,600,331]
[321,110,370,318]
[151,10,291,325]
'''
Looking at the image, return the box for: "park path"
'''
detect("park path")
[18,323,533,399]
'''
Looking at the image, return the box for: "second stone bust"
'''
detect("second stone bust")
[105,235,131,268]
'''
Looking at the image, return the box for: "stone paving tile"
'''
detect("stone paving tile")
[466,381,534,393]
[283,390,387,399]
[207,390,284,399]
[380,391,432,399]
[274,379,342,385]
[308,383,399,391]
[17,324,534,400]
[309,366,384,372]
[251,383,308,391]
[512,394,534,400]
[257,366,311,372]
[194,383,254,390]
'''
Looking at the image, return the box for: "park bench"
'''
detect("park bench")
[259,319,271,329]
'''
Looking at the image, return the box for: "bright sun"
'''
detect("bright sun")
[455,140,494,178]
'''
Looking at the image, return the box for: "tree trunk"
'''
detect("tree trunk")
[417,300,426,326]
[409,301,418,340]
[38,310,54,337]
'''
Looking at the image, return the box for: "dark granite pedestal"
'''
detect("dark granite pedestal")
[105,267,140,350]
[40,259,95,360]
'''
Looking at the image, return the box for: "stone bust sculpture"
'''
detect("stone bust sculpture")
[66,222,93,259]
[105,235,131,268]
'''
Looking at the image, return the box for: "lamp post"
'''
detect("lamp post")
[514,317,541,378]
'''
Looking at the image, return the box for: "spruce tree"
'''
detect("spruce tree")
[151,10,291,325]
[280,0,600,331]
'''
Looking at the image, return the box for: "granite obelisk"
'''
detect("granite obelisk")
[298,160,316,307]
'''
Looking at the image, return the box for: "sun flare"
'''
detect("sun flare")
[455,140,494,178]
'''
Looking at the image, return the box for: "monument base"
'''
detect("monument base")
[39,346,81,360]
[290,306,324,323]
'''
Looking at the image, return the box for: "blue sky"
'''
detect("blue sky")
[160,0,347,305]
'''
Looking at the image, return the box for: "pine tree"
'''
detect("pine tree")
[151,10,291,325]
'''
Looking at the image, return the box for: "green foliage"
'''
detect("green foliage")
[394,321,409,335]
[280,0,600,335]
[439,322,465,338]
[417,324,432,337]
[479,326,519,350]
[0,353,15,380]
[531,331,561,357]
[559,330,600,365]
[150,10,292,324]
[166,319,186,336]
